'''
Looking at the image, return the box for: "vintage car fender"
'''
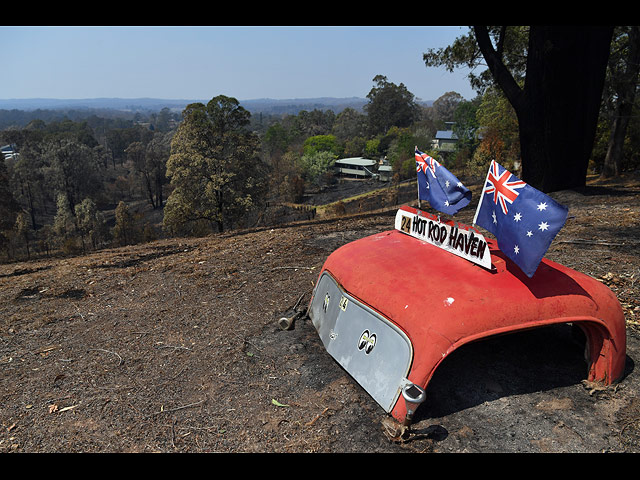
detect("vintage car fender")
[308,206,626,424]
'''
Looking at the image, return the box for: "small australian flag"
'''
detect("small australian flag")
[473,160,569,277]
[415,147,471,216]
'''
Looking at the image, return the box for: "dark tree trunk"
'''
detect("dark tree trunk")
[475,26,613,193]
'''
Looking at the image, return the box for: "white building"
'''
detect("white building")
[1,144,19,161]
[334,157,378,179]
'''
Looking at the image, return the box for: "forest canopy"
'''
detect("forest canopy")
[2,26,639,262]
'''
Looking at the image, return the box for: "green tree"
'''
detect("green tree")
[106,125,153,168]
[269,150,305,203]
[342,137,367,158]
[0,154,20,232]
[472,86,520,174]
[46,138,103,210]
[10,142,46,229]
[53,193,74,239]
[152,107,173,132]
[430,91,465,125]
[112,201,139,246]
[365,75,420,135]
[332,107,368,141]
[145,133,170,209]
[14,211,30,259]
[364,138,381,158]
[385,127,432,179]
[299,151,337,185]
[164,95,268,235]
[296,109,336,137]
[302,134,342,157]
[52,192,78,253]
[424,26,530,94]
[263,122,291,157]
[451,98,482,168]
[0,158,20,258]
[75,198,107,251]
[126,135,168,209]
[425,26,614,192]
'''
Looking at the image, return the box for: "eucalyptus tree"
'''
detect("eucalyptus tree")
[425,26,614,192]
[46,138,103,211]
[164,95,268,235]
[0,159,20,256]
[365,75,420,136]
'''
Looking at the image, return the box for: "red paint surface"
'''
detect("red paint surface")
[319,208,626,422]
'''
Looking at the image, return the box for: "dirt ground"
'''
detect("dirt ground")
[1,174,640,453]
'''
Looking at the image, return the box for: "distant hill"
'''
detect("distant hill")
[241,97,369,115]
[0,96,433,116]
[0,98,204,112]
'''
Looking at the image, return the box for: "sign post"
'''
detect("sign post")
[394,206,492,270]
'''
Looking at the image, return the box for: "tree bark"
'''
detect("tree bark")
[474,26,613,192]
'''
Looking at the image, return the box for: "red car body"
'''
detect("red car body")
[308,206,626,424]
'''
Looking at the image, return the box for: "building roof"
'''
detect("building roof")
[335,157,377,166]
[435,130,458,140]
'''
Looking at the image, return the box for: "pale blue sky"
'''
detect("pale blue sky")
[0,26,477,102]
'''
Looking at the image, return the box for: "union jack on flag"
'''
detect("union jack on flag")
[416,149,440,177]
[484,159,526,215]
[415,147,471,216]
[473,160,569,277]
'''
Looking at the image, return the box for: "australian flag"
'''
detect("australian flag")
[415,147,471,216]
[473,160,569,278]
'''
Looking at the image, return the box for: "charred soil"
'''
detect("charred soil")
[1,174,640,453]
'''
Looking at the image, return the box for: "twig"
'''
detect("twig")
[88,348,123,366]
[233,332,262,352]
[557,239,627,247]
[305,407,329,427]
[72,303,85,320]
[149,399,206,417]
[619,417,640,445]
[293,290,309,311]
[272,266,316,271]
[154,344,191,352]
[151,367,188,389]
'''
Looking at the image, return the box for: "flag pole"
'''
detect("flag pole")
[415,146,421,210]
[473,159,493,226]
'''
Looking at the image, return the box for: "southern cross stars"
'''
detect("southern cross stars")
[489,199,554,248]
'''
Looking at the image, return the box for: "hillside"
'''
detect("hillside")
[0,97,374,116]
[1,174,640,453]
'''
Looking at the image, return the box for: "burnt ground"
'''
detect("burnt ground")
[1,174,640,453]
